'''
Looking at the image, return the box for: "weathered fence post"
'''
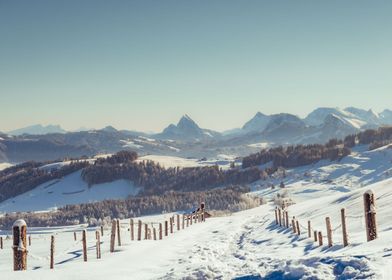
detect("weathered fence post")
[341,208,348,247]
[170,218,173,234]
[110,220,116,253]
[96,230,101,259]
[144,224,148,240]
[318,231,323,246]
[190,214,193,225]
[0,236,3,249]
[74,232,77,241]
[137,220,142,241]
[296,220,300,235]
[278,208,282,226]
[82,230,87,262]
[153,227,157,240]
[101,225,104,236]
[29,235,31,246]
[364,190,377,241]
[165,221,168,236]
[292,217,296,233]
[274,208,278,225]
[159,223,163,240]
[130,219,134,241]
[182,215,185,229]
[285,211,289,228]
[13,219,27,271]
[186,215,189,227]
[308,221,311,238]
[177,215,180,231]
[326,217,333,247]
[314,230,318,242]
[50,235,55,269]
[116,219,121,246]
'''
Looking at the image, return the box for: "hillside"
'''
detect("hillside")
[1,149,392,278]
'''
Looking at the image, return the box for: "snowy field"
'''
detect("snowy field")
[1,145,392,278]
[1,178,392,279]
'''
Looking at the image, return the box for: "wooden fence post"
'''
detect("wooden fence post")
[307,221,311,238]
[314,230,318,242]
[170,218,173,234]
[285,211,289,228]
[137,220,142,241]
[177,215,180,231]
[318,231,323,246]
[364,190,377,241]
[159,223,163,240]
[145,224,148,240]
[296,220,300,235]
[186,215,189,227]
[116,219,121,246]
[82,230,87,262]
[130,219,134,241]
[278,208,282,226]
[13,219,27,271]
[275,208,278,225]
[0,236,3,249]
[165,221,168,236]
[96,230,101,259]
[110,220,116,253]
[190,215,193,225]
[341,208,348,247]
[74,232,77,241]
[153,227,157,240]
[50,235,55,269]
[29,235,31,246]
[182,215,185,229]
[326,217,333,247]
[101,225,104,236]
[292,217,296,233]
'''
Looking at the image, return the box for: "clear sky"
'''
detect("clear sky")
[0,0,391,132]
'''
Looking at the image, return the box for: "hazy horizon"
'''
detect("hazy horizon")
[2,106,392,134]
[1,1,391,132]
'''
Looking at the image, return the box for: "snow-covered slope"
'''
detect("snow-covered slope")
[0,170,140,213]
[2,169,392,278]
[0,163,13,171]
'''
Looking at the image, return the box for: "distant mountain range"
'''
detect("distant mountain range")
[1,107,392,163]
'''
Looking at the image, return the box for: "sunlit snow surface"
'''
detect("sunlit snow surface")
[0,145,392,278]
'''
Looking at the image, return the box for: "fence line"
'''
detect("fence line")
[273,190,378,250]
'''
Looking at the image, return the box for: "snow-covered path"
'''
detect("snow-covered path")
[0,200,390,279]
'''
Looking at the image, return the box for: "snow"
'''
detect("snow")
[0,170,140,213]
[247,142,270,149]
[137,155,235,169]
[1,145,392,278]
[120,140,143,149]
[137,155,204,168]
[0,163,13,171]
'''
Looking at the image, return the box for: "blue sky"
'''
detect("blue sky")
[0,0,391,132]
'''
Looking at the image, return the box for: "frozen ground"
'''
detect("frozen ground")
[0,145,392,279]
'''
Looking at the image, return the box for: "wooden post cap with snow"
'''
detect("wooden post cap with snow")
[364,190,377,241]
[12,219,28,271]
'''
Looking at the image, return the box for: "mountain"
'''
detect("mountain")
[379,109,392,125]
[344,107,380,127]
[101,125,118,133]
[261,113,308,141]
[8,124,67,136]
[315,113,360,141]
[242,112,271,133]
[155,115,220,141]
